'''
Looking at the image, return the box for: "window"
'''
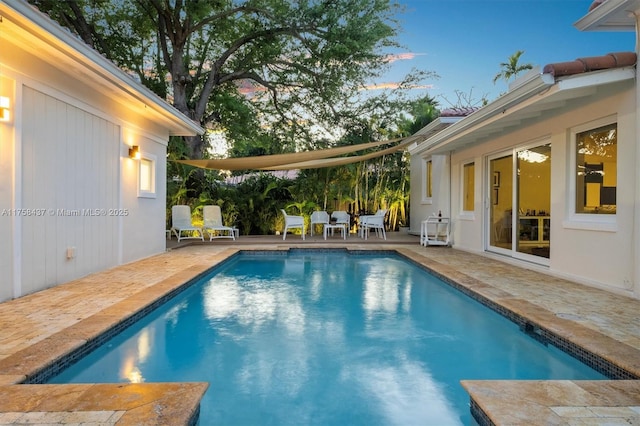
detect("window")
[138,154,156,198]
[462,162,474,211]
[424,159,432,200]
[575,123,616,214]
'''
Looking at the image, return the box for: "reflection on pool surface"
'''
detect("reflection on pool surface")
[48,251,606,425]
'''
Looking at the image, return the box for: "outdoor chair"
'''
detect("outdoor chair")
[359,209,387,240]
[331,211,351,231]
[310,210,330,236]
[170,205,204,242]
[202,205,236,241]
[281,209,305,240]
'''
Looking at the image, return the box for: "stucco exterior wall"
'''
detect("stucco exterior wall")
[443,80,636,295]
[409,153,450,234]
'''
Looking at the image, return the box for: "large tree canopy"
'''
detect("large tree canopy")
[31,0,433,160]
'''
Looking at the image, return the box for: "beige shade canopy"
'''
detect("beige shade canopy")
[259,137,419,170]
[175,136,419,171]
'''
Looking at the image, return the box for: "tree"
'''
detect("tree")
[31,0,431,160]
[493,50,533,85]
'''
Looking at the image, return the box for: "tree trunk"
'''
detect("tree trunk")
[184,134,206,159]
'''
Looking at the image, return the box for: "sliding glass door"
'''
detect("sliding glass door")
[487,142,551,262]
[488,154,513,253]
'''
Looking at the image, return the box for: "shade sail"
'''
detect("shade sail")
[258,137,419,170]
[174,136,415,171]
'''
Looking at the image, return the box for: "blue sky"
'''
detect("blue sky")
[381,0,636,107]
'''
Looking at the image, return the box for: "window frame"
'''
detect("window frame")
[461,161,475,214]
[564,115,617,232]
[421,157,433,204]
[137,152,157,199]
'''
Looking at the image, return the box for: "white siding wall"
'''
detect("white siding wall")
[0,76,16,301]
[121,134,167,261]
[0,9,188,302]
[20,87,120,295]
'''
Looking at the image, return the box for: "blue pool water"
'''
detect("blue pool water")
[48,251,606,425]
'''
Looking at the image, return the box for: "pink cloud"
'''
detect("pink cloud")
[362,82,434,91]
[384,53,425,63]
[236,80,268,95]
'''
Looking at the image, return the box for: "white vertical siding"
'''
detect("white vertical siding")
[0,77,15,301]
[20,87,120,295]
[120,136,168,262]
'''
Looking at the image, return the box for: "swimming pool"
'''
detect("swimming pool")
[47,251,606,425]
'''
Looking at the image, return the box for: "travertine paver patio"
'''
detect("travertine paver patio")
[0,233,639,424]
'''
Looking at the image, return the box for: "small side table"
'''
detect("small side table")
[420,216,450,246]
[324,223,347,240]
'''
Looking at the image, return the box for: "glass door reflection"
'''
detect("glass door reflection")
[516,144,551,259]
[489,154,513,252]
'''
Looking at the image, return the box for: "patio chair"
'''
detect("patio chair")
[331,211,351,230]
[170,205,204,242]
[281,209,305,240]
[359,209,387,240]
[358,209,385,238]
[202,205,236,241]
[310,210,330,236]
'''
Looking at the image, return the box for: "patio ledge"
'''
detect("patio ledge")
[462,379,640,425]
[0,382,208,425]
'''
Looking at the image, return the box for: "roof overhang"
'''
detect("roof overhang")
[411,66,635,156]
[407,116,463,153]
[574,0,640,32]
[0,0,203,136]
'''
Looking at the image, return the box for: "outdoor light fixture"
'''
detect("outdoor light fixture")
[128,145,140,159]
[0,96,10,122]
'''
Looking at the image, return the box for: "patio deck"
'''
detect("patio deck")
[1,232,640,425]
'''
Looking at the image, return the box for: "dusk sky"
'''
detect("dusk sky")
[379,0,636,107]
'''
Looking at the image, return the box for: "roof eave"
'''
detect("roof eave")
[574,0,640,32]
[413,67,634,156]
[411,72,555,156]
[408,116,462,152]
[1,1,203,137]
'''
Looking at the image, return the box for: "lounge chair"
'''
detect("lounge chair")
[359,209,387,240]
[309,211,330,236]
[281,209,305,240]
[202,205,236,241]
[171,205,204,242]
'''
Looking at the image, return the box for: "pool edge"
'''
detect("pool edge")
[2,246,640,426]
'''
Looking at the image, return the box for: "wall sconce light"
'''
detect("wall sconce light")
[0,96,10,122]
[128,145,140,159]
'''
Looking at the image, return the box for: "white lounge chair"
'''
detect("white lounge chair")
[281,209,305,240]
[202,205,236,241]
[310,211,330,236]
[359,209,387,240]
[171,205,204,242]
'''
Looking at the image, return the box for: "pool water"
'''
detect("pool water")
[48,251,606,425]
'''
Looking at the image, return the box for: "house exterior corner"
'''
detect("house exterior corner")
[409,1,640,298]
[0,0,203,302]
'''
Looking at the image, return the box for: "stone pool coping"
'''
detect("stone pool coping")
[397,248,640,425]
[0,383,208,425]
[1,244,640,425]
